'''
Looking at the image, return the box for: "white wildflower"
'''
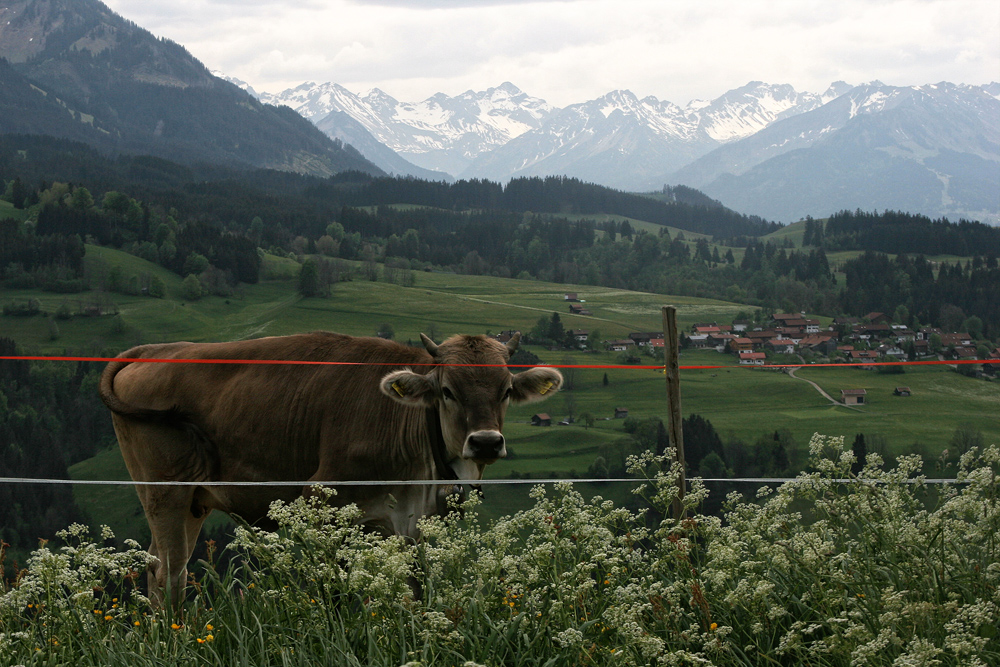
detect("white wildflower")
[553,627,584,649]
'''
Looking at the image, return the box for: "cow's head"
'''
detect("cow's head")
[379,333,562,477]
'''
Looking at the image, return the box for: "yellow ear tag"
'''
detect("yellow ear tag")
[539,380,554,395]
[391,381,406,397]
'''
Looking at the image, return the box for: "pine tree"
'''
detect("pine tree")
[10,177,27,209]
[548,312,565,343]
[298,259,319,297]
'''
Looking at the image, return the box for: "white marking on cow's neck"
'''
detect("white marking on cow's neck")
[448,458,482,481]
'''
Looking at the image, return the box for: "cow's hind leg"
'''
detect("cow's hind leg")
[113,413,215,609]
[139,485,208,608]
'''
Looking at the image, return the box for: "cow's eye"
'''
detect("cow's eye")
[442,387,456,401]
[502,387,512,401]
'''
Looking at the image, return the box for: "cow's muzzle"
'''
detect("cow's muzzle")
[463,430,506,463]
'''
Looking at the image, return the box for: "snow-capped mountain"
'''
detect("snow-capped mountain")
[462,81,852,189]
[262,81,553,176]
[225,79,438,179]
[687,81,1000,223]
[260,79,852,189]
[248,75,999,222]
[313,110,446,181]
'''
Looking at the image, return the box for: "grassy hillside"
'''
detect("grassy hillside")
[3,244,748,352]
[5,243,996,539]
[2,243,990,449]
[762,217,808,246]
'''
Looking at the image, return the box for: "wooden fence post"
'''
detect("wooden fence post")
[663,306,686,520]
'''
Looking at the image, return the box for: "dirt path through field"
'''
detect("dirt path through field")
[787,366,864,411]
[434,292,643,330]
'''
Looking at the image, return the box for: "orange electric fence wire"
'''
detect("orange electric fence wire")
[0,355,988,370]
[0,354,987,487]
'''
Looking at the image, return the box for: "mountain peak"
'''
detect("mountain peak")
[822,81,853,102]
[0,0,215,88]
[0,0,381,177]
[364,88,397,102]
[491,81,523,96]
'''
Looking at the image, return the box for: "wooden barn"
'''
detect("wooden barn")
[531,413,552,427]
[841,388,868,405]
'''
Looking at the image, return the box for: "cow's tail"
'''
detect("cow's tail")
[100,346,218,481]
[99,346,180,421]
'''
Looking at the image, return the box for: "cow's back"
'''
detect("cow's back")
[106,334,434,516]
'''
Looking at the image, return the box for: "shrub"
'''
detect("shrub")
[1,437,997,665]
[181,274,202,301]
[2,298,41,316]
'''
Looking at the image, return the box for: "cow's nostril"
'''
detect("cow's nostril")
[466,431,506,459]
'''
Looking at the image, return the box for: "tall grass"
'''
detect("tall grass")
[2,436,998,666]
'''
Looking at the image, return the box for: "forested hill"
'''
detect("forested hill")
[0,0,381,177]
[0,135,776,240]
[320,174,780,239]
[0,58,108,144]
[821,209,1000,257]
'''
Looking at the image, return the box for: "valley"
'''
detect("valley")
[2,243,996,546]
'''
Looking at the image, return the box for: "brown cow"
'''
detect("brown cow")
[99,331,561,605]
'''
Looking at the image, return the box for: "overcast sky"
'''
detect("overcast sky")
[101,0,1000,107]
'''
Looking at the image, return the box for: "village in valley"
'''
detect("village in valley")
[558,291,999,369]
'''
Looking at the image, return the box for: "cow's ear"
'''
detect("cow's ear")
[510,367,563,404]
[380,369,437,407]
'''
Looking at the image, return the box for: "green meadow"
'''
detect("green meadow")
[5,244,749,352]
[0,242,981,541]
[0,199,29,222]
[1,245,990,450]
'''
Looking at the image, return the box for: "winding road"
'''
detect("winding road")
[786,366,864,411]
